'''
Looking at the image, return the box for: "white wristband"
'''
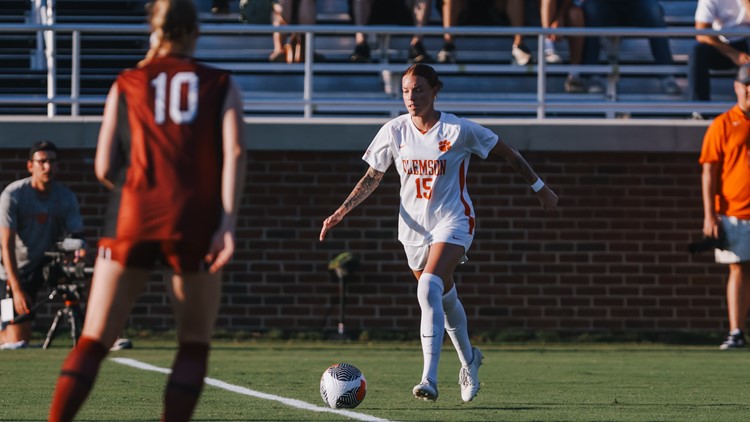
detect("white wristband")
[531,178,545,193]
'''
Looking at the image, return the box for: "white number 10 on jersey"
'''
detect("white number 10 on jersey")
[151,71,198,124]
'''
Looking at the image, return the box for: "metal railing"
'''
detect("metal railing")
[1,22,748,119]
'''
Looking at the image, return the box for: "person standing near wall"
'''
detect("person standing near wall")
[699,63,750,350]
[48,0,246,420]
[0,141,85,350]
[320,63,558,402]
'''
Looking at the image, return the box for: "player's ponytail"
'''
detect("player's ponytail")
[139,0,199,67]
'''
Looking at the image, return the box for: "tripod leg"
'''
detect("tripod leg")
[43,309,66,350]
[69,304,84,347]
[337,275,345,336]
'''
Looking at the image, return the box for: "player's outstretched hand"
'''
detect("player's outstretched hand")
[320,212,344,241]
[537,186,558,212]
[205,227,236,273]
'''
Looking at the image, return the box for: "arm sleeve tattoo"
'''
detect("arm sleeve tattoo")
[340,167,385,214]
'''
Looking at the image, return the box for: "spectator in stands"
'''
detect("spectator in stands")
[320,63,557,403]
[48,0,246,420]
[0,141,85,350]
[540,0,585,92]
[436,0,463,64]
[581,0,681,95]
[349,0,374,63]
[507,0,534,65]
[434,0,538,66]
[349,0,434,63]
[211,0,229,14]
[502,0,581,68]
[269,0,319,63]
[698,64,750,350]
[433,0,503,64]
[688,0,750,102]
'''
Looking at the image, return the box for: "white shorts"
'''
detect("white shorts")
[715,215,750,264]
[402,226,473,271]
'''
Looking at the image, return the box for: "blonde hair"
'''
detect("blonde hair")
[140,0,199,66]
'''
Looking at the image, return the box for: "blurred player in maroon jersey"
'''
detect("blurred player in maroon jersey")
[48,1,246,421]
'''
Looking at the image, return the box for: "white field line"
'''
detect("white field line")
[110,357,392,422]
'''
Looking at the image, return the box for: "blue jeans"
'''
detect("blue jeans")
[582,0,673,66]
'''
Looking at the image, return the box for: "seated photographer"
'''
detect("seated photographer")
[0,141,85,350]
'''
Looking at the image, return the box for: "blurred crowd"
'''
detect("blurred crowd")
[211,0,750,98]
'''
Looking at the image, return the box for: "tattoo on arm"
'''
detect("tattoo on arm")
[340,167,384,214]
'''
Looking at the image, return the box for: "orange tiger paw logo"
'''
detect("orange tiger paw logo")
[438,140,452,152]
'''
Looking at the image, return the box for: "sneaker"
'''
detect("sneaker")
[511,44,532,66]
[408,41,432,64]
[661,76,681,95]
[690,112,704,120]
[0,340,28,350]
[350,42,371,63]
[412,378,438,401]
[110,338,133,351]
[564,75,585,93]
[459,347,483,402]
[719,330,745,350]
[437,42,457,64]
[544,48,562,64]
[587,76,604,94]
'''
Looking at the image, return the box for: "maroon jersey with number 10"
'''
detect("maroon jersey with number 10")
[112,55,231,244]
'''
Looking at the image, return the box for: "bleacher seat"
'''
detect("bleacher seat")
[0,0,736,117]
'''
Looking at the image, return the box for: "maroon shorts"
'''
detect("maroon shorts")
[97,238,210,274]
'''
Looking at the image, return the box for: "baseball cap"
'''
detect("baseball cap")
[28,140,58,160]
[737,64,750,84]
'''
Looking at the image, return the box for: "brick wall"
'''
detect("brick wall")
[0,147,731,337]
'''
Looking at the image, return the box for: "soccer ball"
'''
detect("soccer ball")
[319,363,367,409]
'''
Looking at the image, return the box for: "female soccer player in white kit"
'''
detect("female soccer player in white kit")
[320,64,558,402]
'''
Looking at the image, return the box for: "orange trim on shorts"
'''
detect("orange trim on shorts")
[458,160,475,234]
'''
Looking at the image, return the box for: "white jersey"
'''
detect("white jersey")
[363,112,498,247]
[695,0,750,41]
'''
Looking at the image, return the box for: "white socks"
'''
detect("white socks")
[417,273,444,383]
[443,286,473,367]
[417,273,475,383]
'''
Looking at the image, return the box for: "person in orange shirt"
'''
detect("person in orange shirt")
[699,63,750,350]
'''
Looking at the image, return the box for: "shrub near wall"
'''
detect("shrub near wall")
[0,148,731,338]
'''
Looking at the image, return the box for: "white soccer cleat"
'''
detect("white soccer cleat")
[459,347,483,402]
[412,378,438,401]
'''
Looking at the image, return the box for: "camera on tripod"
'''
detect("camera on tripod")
[39,238,92,349]
[43,238,92,289]
[1,238,93,349]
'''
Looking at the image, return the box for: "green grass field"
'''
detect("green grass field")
[2,340,750,421]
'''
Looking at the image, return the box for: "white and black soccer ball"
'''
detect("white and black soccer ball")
[319,363,367,409]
